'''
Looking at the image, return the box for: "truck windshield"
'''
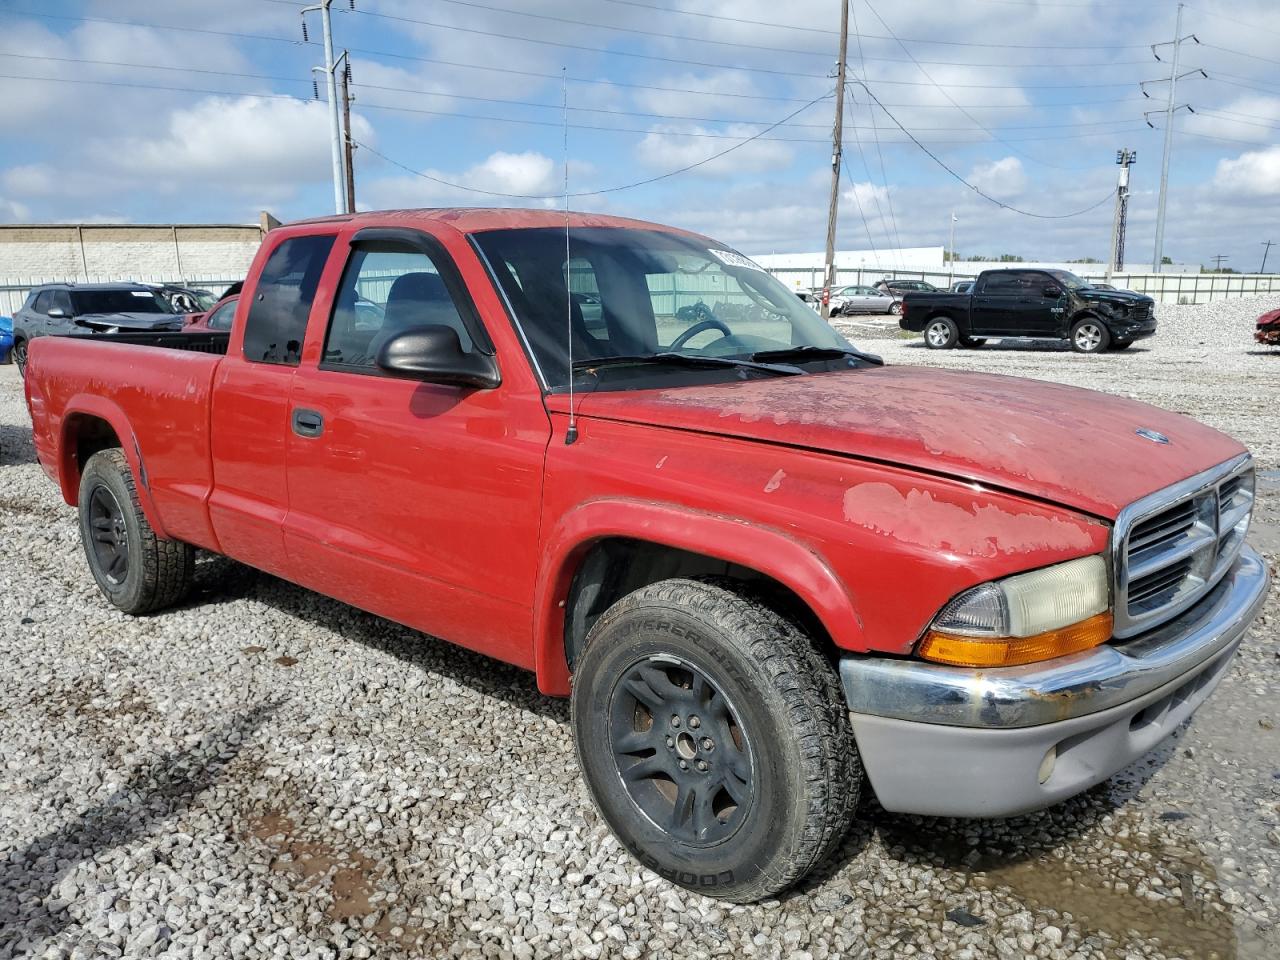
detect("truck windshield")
[473,227,852,390]
[71,290,172,315]
[1045,270,1088,291]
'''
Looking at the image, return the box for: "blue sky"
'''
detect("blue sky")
[0,0,1277,269]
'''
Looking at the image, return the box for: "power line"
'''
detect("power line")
[860,0,1087,171]
[351,92,834,199]
[0,55,1155,133]
[849,0,903,268]
[849,79,1118,219]
[345,0,1158,67]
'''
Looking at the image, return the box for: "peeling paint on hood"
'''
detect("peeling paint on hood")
[570,367,1247,519]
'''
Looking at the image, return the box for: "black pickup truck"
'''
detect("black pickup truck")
[900,268,1156,353]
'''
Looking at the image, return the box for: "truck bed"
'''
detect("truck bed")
[55,329,231,354]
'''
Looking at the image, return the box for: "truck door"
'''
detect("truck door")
[283,226,550,667]
[969,271,1024,335]
[207,230,338,578]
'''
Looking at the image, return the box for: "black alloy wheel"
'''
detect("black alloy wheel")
[87,483,130,584]
[609,655,755,846]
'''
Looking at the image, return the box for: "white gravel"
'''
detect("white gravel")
[1,297,1278,960]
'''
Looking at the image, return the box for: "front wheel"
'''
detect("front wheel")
[12,339,27,376]
[924,317,959,349]
[78,449,194,614]
[571,579,861,902]
[1070,318,1111,353]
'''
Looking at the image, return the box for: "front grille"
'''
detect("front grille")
[1113,456,1254,638]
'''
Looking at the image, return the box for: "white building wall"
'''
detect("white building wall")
[0,224,263,284]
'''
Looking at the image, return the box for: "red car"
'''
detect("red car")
[1256,306,1280,346]
[21,209,1269,902]
[183,292,239,332]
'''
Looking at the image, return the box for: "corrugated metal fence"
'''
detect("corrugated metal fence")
[767,268,1280,305]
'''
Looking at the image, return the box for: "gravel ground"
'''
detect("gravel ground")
[1,298,1278,960]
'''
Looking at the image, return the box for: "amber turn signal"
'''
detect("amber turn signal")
[917,612,1114,668]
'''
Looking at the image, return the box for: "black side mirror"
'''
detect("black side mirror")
[1043,285,1063,298]
[376,324,501,389]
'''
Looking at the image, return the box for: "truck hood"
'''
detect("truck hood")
[75,312,183,331]
[1078,288,1154,308]
[571,367,1245,518]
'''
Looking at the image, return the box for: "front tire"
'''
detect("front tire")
[12,339,27,376]
[1070,318,1111,353]
[924,317,959,349]
[571,579,861,902]
[78,449,193,614]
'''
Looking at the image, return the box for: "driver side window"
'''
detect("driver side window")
[323,241,473,372]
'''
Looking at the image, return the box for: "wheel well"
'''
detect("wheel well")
[66,414,123,477]
[563,537,832,671]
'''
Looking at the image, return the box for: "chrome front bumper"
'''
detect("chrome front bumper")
[839,546,1270,817]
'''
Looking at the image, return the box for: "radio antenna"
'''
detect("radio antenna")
[563,66,579,446]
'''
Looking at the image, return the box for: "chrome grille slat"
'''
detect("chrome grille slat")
[1112,455,1254,639]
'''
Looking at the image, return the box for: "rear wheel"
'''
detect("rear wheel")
[571,578,861,902]
[889,301,904,317]
[78,449,193,614]
[924,317,959,349]
[1070,318,1110,353]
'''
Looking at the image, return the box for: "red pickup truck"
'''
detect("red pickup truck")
[23,209,1269,902]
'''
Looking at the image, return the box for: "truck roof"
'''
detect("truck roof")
[288,207,712,240]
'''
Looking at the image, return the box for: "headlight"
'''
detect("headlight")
[917,555,1112,667]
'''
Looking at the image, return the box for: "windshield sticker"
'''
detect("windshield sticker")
[709,249,766,272]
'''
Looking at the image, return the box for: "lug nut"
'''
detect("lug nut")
[695,759,708,772]
[688,716,701,729]
[678,759,689,770]
[671,716,681,728]
[700,738,714,751]
[665,736,674,749]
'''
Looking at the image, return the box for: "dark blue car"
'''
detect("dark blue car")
[0,315,13,365]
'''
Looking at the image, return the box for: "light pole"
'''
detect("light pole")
[302,0,348,215]
[948,211,957,285]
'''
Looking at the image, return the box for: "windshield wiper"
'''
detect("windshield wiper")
[749,345,883,366]
[571,352,803,377]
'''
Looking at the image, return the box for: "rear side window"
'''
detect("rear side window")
[243,234,336,366]
[981,273,1019,293]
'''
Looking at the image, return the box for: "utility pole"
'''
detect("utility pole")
[1143,2,1203,272]
[1107,148,1136,280]
[948,212,956,285]
[340,54,356,213]
[301,0,347,215]
[1261,240,1275,274]
[821,0,849,320]
[1210,254,1229,272]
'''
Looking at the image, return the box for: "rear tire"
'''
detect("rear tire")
[1070,318,1110,353]
[571,578,861,903]
[924,317,960,349]
[889,301,904,317]
[78,449,193,614]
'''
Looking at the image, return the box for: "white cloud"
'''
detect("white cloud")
[99,97,376,197]
[968,157,1028,196]
[635,125,794,176]
[1211,145,1280,198]
[361,150,560,210]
